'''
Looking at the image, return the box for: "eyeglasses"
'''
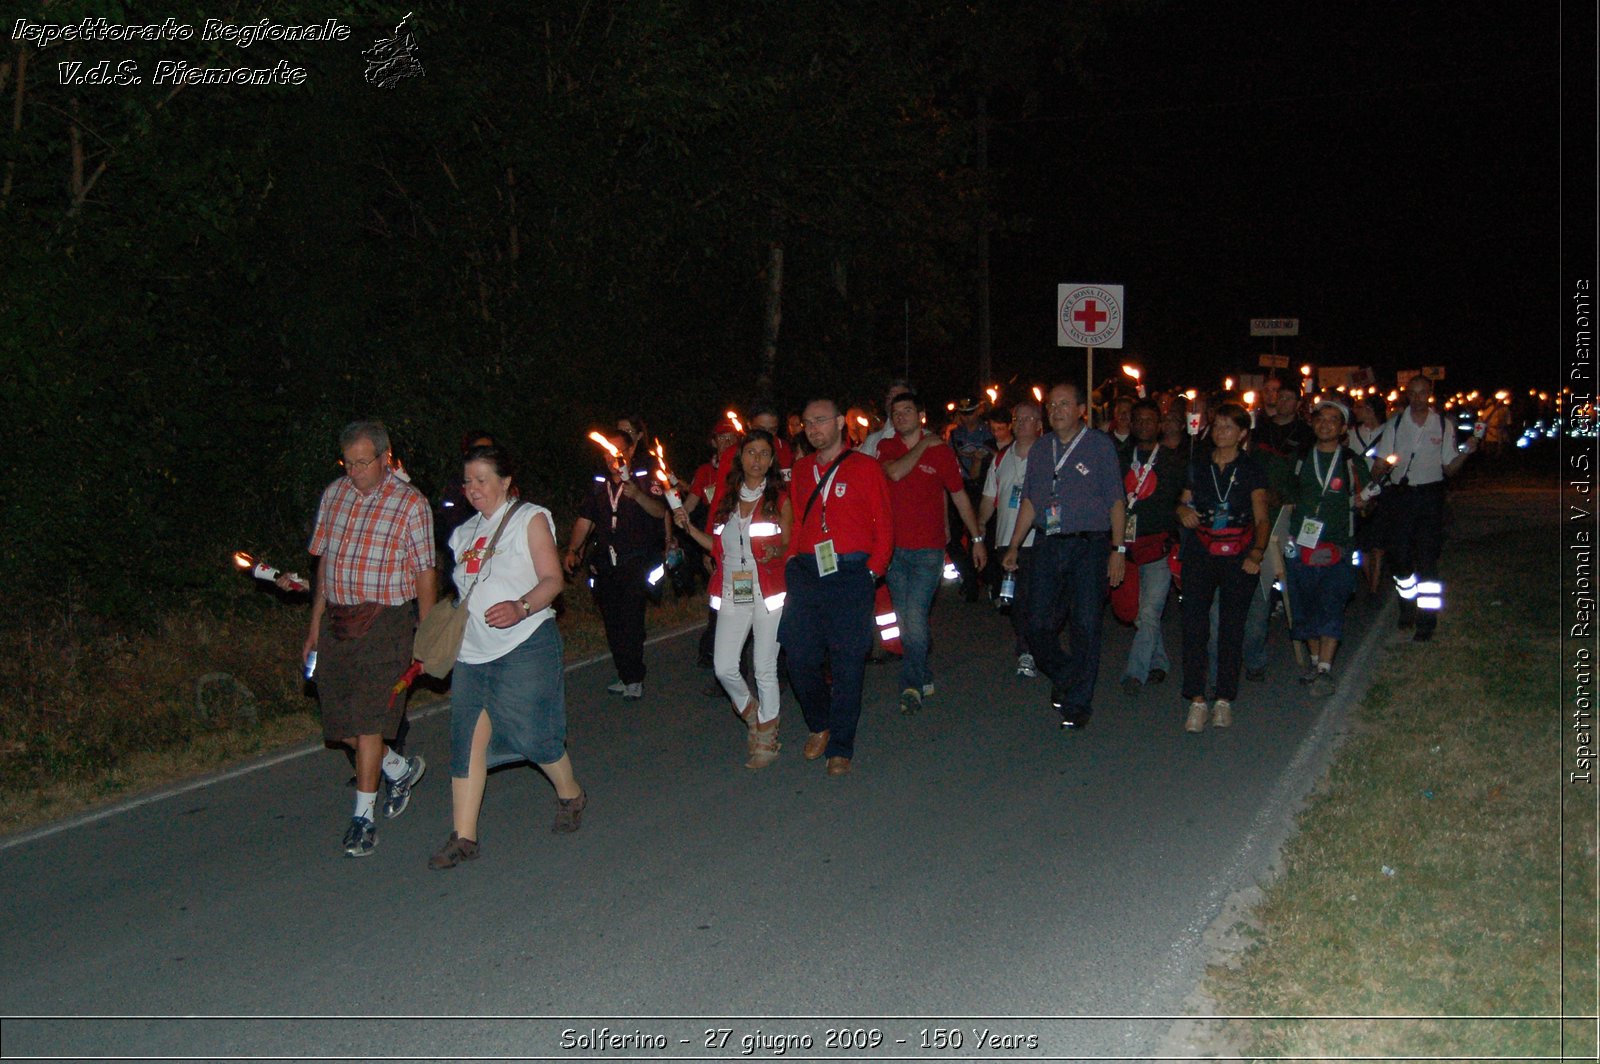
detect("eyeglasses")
[342,455,384,471]
[1047,400,1079,412]
[803,415,838,428]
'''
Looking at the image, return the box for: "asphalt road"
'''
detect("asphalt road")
[1,548,1393,1063]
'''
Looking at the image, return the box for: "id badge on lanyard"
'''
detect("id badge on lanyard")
[814,539,838,576]
[1296,517,1324,549]
[1123,512,1138,542]
[730,570,755,603]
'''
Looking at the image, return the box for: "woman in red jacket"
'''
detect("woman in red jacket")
[672,428,792,768]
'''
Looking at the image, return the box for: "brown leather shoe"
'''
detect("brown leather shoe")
[826,756,851,778]
[803,730,830,760]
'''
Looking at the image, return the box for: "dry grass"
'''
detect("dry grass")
[0,582,707,837]
[1206,489,1594,1061]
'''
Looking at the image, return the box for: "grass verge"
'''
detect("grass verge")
[0,584,706,838]
[1207,480,1595,1060]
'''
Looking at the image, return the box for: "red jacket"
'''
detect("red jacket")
[707,506,788,611]
[786,448,894,577]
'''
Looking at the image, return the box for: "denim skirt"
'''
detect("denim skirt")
[450,621,566,776]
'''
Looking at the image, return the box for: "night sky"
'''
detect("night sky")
[985,0,1564,395]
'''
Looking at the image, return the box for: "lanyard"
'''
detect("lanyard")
[605,479,625,531]
[1050,428,1088,495]
[1126,444,1159,507]
[1208,459,1239,514]
[806,451,854,534]
[1311,448,1340,498]
[733,507,754,567]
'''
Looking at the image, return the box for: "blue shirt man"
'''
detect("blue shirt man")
[1001,383,1126,728]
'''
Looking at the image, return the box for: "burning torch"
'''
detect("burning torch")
[1122,364,1145,398]
[233,552,309,592]
[650,438,683,510]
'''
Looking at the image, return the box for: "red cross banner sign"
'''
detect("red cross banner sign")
[1057,284,1125,348]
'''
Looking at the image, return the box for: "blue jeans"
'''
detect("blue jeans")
[886,547,944,692]
[1122,556,1173,683]
[1025,533,1110,715]
[777,555,875,759]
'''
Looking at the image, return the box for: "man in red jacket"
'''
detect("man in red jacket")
[778,397,895,777]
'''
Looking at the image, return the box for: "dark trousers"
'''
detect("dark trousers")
[1025,534,1110,715]
[1180,548,1255,702]
[1008,543,1039,655]
[593,554,650,683]
[778,555,875,759]
[1386,482,1446,635]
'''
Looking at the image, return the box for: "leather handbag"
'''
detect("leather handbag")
[414,501,525,678]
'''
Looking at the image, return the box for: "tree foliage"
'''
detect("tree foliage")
[0,1,1106,618]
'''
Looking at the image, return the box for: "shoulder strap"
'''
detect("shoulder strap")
[802,450,858,525]
[460,500,525,606]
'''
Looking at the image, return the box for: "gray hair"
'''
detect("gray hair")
[339,420,390,456]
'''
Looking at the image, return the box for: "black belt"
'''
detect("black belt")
[1047,529,1110,540]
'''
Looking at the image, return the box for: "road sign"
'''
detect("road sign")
[1250,317,1300,336]
[1258,354,1291,369]
[1421,365,1447,380]
[1057,284,1125,348]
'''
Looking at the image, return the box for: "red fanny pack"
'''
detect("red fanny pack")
[1195,526,1250,557]
[1127,532,1174,566]
[1298,543,1345,568]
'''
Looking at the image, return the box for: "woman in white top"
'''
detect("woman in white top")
[672,429,792,768]
[429,445,584,869]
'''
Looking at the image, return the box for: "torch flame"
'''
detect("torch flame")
[985,386,999,404]
[1242,391,1256,406]
[856,415,869,428]
[726,410,743,433]
[588,431,621,458]
[233,551,254,569]
[1122,365,1142,381]
[1385,454,1400,465]
[1031,386,1043,403]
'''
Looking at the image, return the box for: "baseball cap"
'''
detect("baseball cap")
[1311,397,1350,421]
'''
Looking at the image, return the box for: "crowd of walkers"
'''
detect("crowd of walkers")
[287,371,1480,863]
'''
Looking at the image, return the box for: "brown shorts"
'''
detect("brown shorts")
[316,602,415,741]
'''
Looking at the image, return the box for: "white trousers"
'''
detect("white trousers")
[714,597,783,724]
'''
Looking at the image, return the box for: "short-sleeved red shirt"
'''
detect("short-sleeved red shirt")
[876,433,964,550]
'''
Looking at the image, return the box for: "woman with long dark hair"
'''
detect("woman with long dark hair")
[1175,404,1271,733]
[672,429,792,768]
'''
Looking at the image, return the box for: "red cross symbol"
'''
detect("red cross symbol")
[1073,300,1108,334]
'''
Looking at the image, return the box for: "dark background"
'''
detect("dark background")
[0,1,1571,615]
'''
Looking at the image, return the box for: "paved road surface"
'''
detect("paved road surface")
[2,524,1408,1062]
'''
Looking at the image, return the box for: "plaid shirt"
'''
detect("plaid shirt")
[308,473,435,605]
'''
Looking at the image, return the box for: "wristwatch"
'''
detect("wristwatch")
[517,598,532,615]
[972,534,985,544]
[1114,544,1127,554]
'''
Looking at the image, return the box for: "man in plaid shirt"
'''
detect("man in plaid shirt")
[300,421,437,857]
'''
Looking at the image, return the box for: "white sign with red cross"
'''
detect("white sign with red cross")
[1057,283,1125,348]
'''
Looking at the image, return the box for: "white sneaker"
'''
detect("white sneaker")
[622,683,643,700]
[606,680,627,695]
[1211,699,1233,728]
[1016,653,1038,678]
[921,682,936,698]
[1185,701,1209,733]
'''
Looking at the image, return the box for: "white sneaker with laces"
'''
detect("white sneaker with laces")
[1016,653,1038,678]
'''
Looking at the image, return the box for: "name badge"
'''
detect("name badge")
[1044,503,1062,535]
[814,539,839,577]
[1123,513,1138,542]
[730,570,755,604]
[1296,517,1324,549]
[1008,484,1023,510]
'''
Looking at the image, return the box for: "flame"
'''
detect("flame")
[1242,391,1256,406]
[1031,386,1043,403]
[1385,454,1400,465]
[1223,376,1234,391]
[1184,389,1197,401]
[588,431,621,458]
[1123,365,1142,381]
[985,386,999,404]
[654,469,670,484]
[946,401,956,412]
[725,410,743,433]
[233,551,254,569]
[1299,364,1313,376]
[855,415,869,428]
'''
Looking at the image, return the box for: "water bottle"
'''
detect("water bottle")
[998,571,1017,606]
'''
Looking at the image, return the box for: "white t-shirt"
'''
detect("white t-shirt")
[717,511,765,602]
[449,500,558,664]
[1373,409,1458,486]
[860,423,896,458]
[983,443,1035,549]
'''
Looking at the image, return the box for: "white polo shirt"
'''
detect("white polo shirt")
[1374,408,1459,486]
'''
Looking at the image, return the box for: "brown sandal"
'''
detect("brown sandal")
[428,831,479,870]
[553,791,587,834]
